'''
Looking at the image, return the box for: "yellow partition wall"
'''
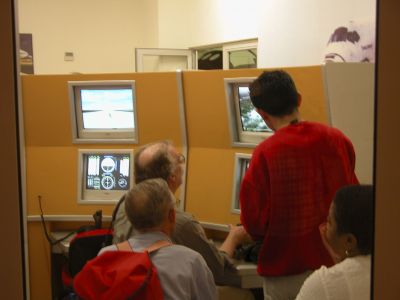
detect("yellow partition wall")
[22,72,183,300]
[183,66,328,225]
[23,72,183,216]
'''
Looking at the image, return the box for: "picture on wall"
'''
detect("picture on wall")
[19,33,34,74]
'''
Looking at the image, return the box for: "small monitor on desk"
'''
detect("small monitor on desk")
[77,149,133,204]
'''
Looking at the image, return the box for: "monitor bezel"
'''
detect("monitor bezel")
[224,77,273,147]
[77,149,134,204]
[68,80,138,144]
[231,153,252,214]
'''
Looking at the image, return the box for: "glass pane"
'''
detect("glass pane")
[81,88,134,129]
[82,111,134,129]
[197,48,222,70]
[238,86,271,132]
[229,48,257,69]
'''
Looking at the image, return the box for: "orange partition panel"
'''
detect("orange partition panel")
[22,72,182,216]
[27,223,52,300]
[22,72,183,300]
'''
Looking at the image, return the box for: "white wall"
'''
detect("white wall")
[257,0,376,67]
[157,0,259,48]
[17,0,376,73]
[18,0,158,74]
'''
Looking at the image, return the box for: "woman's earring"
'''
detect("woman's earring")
[345,250,350,257]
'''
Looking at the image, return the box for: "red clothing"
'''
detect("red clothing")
[240,121,358,276]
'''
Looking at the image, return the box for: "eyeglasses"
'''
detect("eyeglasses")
[177,153,186,164]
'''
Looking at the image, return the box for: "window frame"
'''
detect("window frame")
[135,48,194,72]
[222,40,258,70]
[191,38,258,70]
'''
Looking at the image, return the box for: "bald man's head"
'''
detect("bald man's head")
[134,141,184,193]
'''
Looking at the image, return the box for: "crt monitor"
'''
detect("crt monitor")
[69,80,137,143]
[78,149,133,203]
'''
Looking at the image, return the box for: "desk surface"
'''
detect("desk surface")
[51,231,263,289]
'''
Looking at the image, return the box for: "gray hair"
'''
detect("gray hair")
[125,178,174,231]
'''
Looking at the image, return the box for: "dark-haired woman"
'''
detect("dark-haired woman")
[295,185,373,300]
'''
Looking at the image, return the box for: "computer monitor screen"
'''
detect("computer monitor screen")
[69,80,137,143]
[237,86,271,132]
[78,149,133,203]
[80,88,134,130]
[231,153,251,214]
[85,153,131,191]
[224,77,273,146]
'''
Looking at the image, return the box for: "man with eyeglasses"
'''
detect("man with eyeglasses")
[112,140,250,288]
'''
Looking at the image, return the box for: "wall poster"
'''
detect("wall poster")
[19,33,34,74]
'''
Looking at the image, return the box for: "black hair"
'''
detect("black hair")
[333,184,374,255]
[328,26,361,44]
[249,70,298,116]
